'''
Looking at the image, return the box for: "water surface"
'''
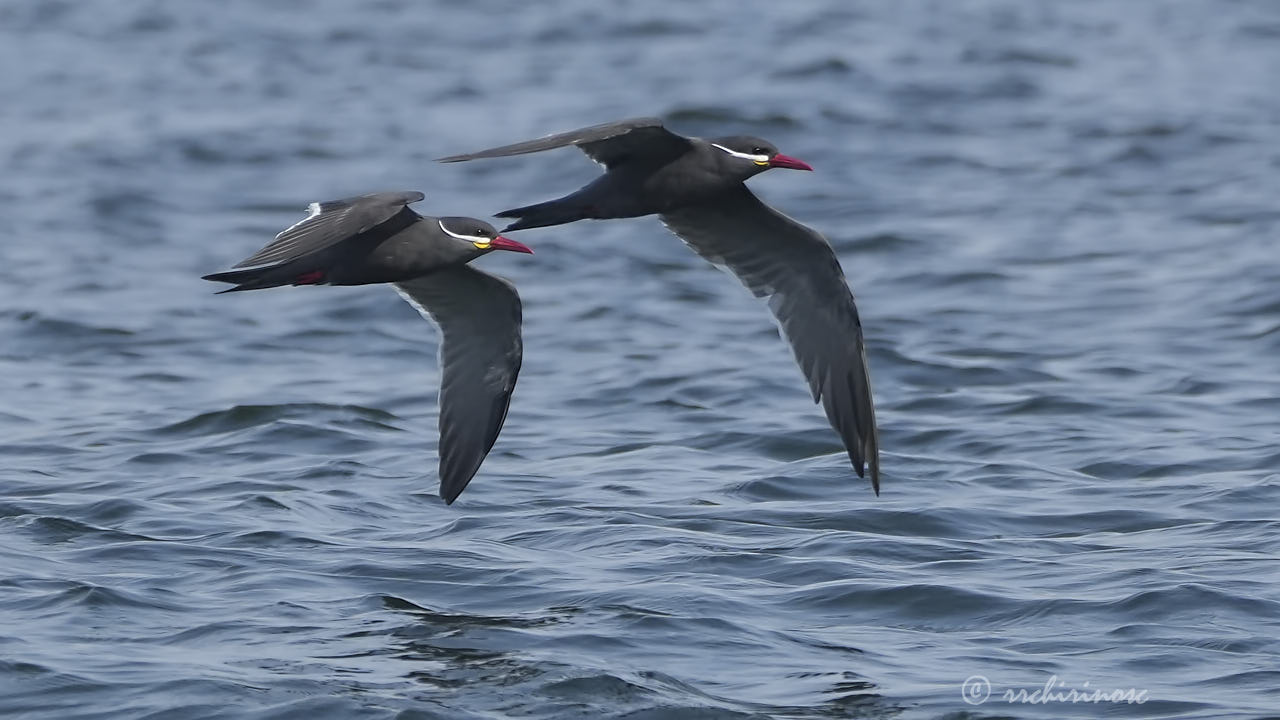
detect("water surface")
[2,1,1279,718]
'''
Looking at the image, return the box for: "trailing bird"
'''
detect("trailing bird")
[203,191,533,504]
[440,119,880,493]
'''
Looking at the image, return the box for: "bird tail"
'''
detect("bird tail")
[202,265,320,293]
[495,197,589,232]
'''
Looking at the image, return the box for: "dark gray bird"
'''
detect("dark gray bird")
[203,191,532,504]
[440,119,880,493]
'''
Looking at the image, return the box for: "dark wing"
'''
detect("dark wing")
[660,187,880,493]
[436,117,692,169]
[394,267,523,504]
[231,190,425,268]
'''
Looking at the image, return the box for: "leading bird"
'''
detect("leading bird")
[203,191,532,504]
[439,118,881,493]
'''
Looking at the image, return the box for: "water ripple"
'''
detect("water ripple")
[2,1,1279,719]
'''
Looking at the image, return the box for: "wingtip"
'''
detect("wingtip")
[865,458,881,496]
[439,476,468,505]
[440,476,461,504]
[847,448,881,496]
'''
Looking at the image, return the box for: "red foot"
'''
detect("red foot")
[292,271,325,285]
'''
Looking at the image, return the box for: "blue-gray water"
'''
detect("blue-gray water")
[2,1,1279,718]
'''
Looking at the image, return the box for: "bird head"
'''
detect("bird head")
[437,218,533,257]
[709,135,814,178]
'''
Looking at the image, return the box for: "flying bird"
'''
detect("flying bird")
[203,191,533,504]
[440,119,880,493]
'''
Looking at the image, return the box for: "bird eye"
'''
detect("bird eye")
[752,147,766,154]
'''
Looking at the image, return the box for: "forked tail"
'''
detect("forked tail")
[495,197,590,232]
[201,266,324,293]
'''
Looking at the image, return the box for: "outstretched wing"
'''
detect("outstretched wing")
[660,187,880,493]
[394,267,523,504]
[231,190,425,268]
[437,117,692,169]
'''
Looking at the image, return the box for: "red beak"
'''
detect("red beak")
[489,235,533,254]
[768,153,813,171]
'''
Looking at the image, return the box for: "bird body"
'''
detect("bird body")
[495,144,757,230]
[442,120,807,231]
[204,192,529,292]
[203,191,532,503]
[440,119,881,493]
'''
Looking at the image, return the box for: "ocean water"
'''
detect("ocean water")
[2,1,1279,718]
